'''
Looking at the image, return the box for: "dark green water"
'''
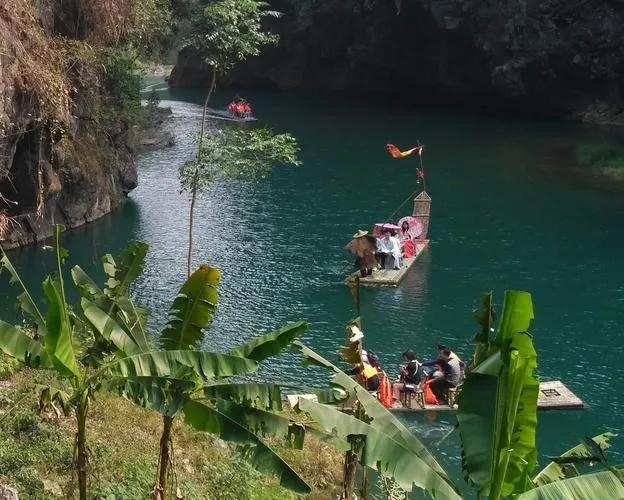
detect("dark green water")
[2,80,624,493]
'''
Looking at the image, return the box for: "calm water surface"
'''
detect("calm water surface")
[2,80,624,493]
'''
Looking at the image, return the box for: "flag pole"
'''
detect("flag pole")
[417,143,426,192]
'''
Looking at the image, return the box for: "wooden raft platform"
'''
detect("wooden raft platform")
[287,380,584,413]
[346,241,429,287]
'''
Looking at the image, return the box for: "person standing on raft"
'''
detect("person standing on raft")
[346,230,377,277]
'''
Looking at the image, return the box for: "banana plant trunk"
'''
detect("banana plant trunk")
[157,415,174,499]
[187,68,217,277]
[76,402,89,500]
[340,448,359,499]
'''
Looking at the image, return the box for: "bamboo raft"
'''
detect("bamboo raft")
[287,380,584,413]
[206,108,258,122]
[346,241,429,287]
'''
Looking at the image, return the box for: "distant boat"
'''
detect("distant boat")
[205,107,258,123]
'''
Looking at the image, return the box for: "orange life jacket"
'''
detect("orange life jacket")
[422,379,438,405]
[360,363,378,381]
[377,371,393,408]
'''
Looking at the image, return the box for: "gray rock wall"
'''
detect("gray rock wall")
[170,0,624,122]
[0,1,138,249]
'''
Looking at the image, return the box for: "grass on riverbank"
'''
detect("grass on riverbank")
[0,360,342,499]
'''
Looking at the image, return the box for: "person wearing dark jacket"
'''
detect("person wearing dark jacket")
[421,348,462,401]
[392,349,421,402]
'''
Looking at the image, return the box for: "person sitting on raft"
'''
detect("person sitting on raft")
[421,346,462,403]
[347,350,381,391]
[376,229,402,269]
[392,349,421,402]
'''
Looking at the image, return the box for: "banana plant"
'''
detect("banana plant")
[456,290,539,499]
[292,342,462,500]
[0,226,255,500]
[75,249,324,499]
[518,433,624,498]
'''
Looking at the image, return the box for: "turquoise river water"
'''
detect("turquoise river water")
[2,80,624,495]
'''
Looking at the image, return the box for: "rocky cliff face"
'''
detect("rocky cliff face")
[170,0,624,122]
[0,0,138,249]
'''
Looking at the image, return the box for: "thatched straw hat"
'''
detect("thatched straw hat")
[352,229,369,238]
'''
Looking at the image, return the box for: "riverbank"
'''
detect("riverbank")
[0,362,342,499]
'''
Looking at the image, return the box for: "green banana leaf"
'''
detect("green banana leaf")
[106,350,257,380]
[183,399,311,494]
[213,399,305,448]
[42,277,80,380]
[533,433,617,486]
[518,466,624,500]
[71,265,106,306]
[102,241,149,297]
[81,298,141,356]
[457,290,538,499]
[228,321,307,361]
[118,377,194,417]
[297,398,461,498]
[293,341,450,480]
[0,320,50,368]
[471,292,494,367]
[159,265,220,350]
[203,383,283,410]
[73,250,151,353]
[1,249,46,336]
[112,297,151,352]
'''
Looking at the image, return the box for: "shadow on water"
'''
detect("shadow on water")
[2,79,623,492]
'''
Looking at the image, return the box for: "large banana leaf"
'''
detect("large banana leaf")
[228,321,307,361]
[518,466,624,500]
[0,320,51,368]
[203,382,283,410]
[159,265,220,350]
[117,377,194,417]
[213,399,305,448]
[42,277,80,380]
[533,433,617,486]
[0,249,46,336]
[113,297,151,352]
[106,350,257,380]
[183,399,311,494]
[471,292,494,367]
[293,341,450,480]
[102,241,149,297]
[457,290,538,499]
[81,298,141,356]
[71,265,106,306]
[297,398,461,498]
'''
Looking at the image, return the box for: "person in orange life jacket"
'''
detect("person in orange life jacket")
[392,349,421,401]
[347,350,381,391]
[421,346,462,402]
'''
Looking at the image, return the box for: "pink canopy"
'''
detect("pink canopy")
[373,223,400,236]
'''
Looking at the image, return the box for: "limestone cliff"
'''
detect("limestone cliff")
[170,0,624,123]
[0,0,138,249]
